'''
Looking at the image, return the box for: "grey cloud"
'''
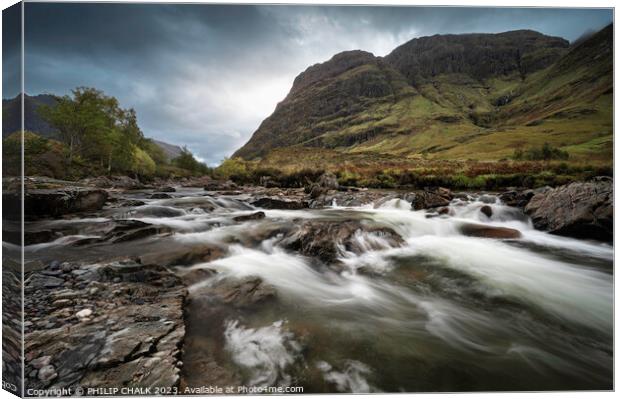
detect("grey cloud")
[18,3,612,164]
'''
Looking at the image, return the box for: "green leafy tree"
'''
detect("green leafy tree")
[172,147,210,175]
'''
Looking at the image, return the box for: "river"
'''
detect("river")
[21,188,613,392]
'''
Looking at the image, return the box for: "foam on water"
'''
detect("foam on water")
[224,319,301,387]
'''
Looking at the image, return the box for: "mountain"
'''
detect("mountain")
[2,94,184,162]
[2,94,59,138]
[234,25,612,164]
[151,139,183,160]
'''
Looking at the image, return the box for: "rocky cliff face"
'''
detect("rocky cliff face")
[233,25,612,163]
[385,30,569,85]
[234,50,413,159]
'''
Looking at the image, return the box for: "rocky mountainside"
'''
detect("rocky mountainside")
[2,94,184,162]
[234,25,612,163]
[2,94,59,138]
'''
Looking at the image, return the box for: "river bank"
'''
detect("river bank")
[3,174,613,393]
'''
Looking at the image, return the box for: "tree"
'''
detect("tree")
[172,147,210,175]
[39,87,154,175]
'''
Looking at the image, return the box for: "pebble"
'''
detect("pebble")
[76,309,93,319]
[31,356,51,369]
[38,365,57,382]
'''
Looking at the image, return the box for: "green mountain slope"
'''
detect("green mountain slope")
[233,25,612,165]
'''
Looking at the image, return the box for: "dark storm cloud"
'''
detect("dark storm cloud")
[20,3,612,164]
[2,2,22,98]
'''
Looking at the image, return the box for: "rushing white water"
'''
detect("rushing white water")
[24,190,613,391]
[224,319,302,387]
[316,360,375,393]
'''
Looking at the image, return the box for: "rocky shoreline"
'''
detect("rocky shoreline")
[3,173,613,392]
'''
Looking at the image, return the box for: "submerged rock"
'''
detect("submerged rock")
[524,177,613,241]
[459,223,521,239]
[150,192,173,199]
[285,220,404,263]
[210,276,276,307]
[139,244,224,267]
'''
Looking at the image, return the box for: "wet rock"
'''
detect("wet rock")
[233,211,266,222]
[158,186,176,193]
[150,192,173,199]
[3,229,61,246]
[480,205,493,218]
[251,197,309,210]
[438,207,451,215]
[310,190,386,208]
[38,365,57,383]
[210,276,276,307]
[285,220,404,263]
[25,274,65,290]
[410,187,453,210]
[76,309,93,319]
[179,268,216,285]
[204,180,237,191]
[120,199,146,207]
[478,194,497,204]
[524,178,612,241]
[5,188,108,220]
[79,220,171,244]
[24,261,187,390]
[131,205,185,218]
[459,223,521,239]
[499,189,535,207]
[81,175,144,189]
[139,244,224,267]
[31,356,51,369]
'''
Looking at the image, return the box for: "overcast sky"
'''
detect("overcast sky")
[3,3,613,164]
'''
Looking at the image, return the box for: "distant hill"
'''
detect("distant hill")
[2,93,184,162]
[2,94,59,138]
[151,139,183,160]
[234,25,612,164]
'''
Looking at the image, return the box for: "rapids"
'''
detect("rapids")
[20,189,613,392]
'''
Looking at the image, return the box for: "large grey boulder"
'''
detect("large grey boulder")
[4,188,108,220]
[525,177,612,241]
[410,187,453,210]
[284,220,404,263]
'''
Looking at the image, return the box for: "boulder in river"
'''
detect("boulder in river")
[499,189,536,207]
[209,276,276,307]
[480,205,493,218]
[251,197,309,210]
[4,188,108,220]
[158,186,176,193]
[410,187,453,210]
[459,223,522,239]
[524,177,613,241]
[285,220,404,263]
[139,244,224,267]
[150,192,173,199]
[233,211,266,222]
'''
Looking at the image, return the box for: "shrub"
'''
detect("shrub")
[513,143,569,161]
